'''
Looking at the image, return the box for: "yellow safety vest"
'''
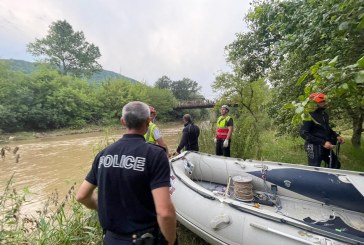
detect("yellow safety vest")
[144,122,157,144]
[216,116,231,139]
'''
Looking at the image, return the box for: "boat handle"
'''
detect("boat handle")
[250,223,315,245]
[210,214,230,230]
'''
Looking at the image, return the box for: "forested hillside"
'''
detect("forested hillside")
[0,59,138,84]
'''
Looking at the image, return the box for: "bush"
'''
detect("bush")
[0,177,103,245]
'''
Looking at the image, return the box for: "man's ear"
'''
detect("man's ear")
[120,117,126,126]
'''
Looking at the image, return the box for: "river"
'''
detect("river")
[0,123,182,212]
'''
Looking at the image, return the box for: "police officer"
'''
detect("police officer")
[144,106,169,155]
[300,93,345,168]
[76,101,177,245]
[214,105,234,157]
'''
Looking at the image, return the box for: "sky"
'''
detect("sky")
[0,0,251,99]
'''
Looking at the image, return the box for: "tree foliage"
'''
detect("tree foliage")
[154,75,207,121]
[213,71,271,158]
[155,76,203,101]
[27,20,102,78]
[288,56,364,146]
[225,0,364,146]
[154,75,172,90]
[0,62,179,132]
[0,63,96,131]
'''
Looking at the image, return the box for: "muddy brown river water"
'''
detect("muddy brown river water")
[0,123,182,212]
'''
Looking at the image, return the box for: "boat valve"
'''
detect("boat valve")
[184,159,194,175]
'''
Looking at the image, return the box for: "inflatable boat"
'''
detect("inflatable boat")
[170,151,364,245]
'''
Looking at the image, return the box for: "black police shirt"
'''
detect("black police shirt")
[85,134,170,234]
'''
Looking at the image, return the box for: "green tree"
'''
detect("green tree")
[213,72,271,158]
[96,79,132,120]
[155,76,204,101]
[0,61,29,131]
[27,20,102,78]
[226,0,364,146]
[154,76,207,120]
[25,66,99,129]
[170,78,203,101]
[144,86,177,121]
[288,56,364,147]
[0,63,101,131]
[155,75,172,90]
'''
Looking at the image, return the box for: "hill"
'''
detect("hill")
[0,59,138,84]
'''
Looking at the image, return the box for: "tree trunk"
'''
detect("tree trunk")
[351,113,363,148]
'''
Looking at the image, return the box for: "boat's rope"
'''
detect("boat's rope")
[233,177,254,201]
[310,211,336,224]
[261,165,282,211]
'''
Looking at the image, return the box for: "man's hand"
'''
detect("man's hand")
[337,136,345,144]
[214,138,217,144]
[323,141,334,149]
[223,139,229,148]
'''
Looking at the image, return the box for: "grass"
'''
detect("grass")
[0,128,363,245]
[0,177,103,245]
[177,223,209,245]
[258,131,364,172]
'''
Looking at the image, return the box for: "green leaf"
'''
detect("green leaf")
[298,95,306,101]
[339,21,349,30]
[296,72,309,86]
[328,56,338,66]
[295,106,304,114]
[302,98,310,106]
[357,17,364,29]
[302,113,311,121]
[346,64,358,69]
[283,103,295,109]
[355,71,364,84]
[357,56,364,68]
[304,86,311,94]
[292,114,301,125]
[341,83,348,89]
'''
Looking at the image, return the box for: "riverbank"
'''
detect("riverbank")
[0,121,183,144]
[0,122,182,145]
[0,125,115,143]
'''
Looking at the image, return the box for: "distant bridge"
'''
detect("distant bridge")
[173,100,238,110]
[173,100,215,109]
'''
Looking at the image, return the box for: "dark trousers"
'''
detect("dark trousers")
[104,234,132,245]
[216,139,230,157]
[305,143,341,169]
[103,230,177,245]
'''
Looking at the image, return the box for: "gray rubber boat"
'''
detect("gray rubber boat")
[170,151,364,245]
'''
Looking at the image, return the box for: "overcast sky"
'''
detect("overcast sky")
[0,0,251,99]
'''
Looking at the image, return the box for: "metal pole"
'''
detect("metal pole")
[329,148,333,168]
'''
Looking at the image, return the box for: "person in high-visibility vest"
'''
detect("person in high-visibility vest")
[214,105,234,157]
[144,106,169,154]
